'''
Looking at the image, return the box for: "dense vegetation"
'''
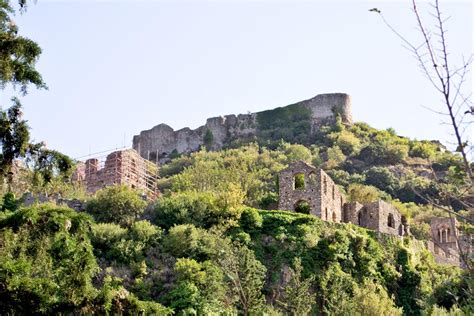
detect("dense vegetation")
[1,117,472,314]
[1,1,472,313]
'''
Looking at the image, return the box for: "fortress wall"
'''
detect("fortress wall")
[132,93,353,162]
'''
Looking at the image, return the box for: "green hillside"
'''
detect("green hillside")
[1,118,472,315]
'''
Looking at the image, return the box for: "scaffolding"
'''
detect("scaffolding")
[74,148,158,197]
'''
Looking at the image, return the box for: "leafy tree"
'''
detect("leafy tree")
[324,145,346,169]
[0,98,29,182]
[203,129,214,150]
[347,183,385,203]
[0,0,46,92]
[239,207,263,231]
[278,257,316,315]
[1,191,18,211]
[364,166,399,195]
[154,190,243,230]
[86,185,147,226]
[332,130,361,156]
[218,242,266,315]
[338,280,402,316]
[91,220,161,263]
[0,0,46,185]
[166,258,227,314]
[0,205,98,314]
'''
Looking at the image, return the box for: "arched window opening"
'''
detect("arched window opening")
[294,173,305,190]
[447,228,451,242]
[325,208,328,220]
[332,186,335,200]
[388,213,395,228]
[294,200,310,214]
[358,211,362,226]
[332,211,337,222]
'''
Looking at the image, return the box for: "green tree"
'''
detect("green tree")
[0,0,46,184]
[347,183,384,203]
[278,257,316,315]
[86,185,147,226]
[167,258,227,314]
[218,242,266,315]
[338,280,402,316]
[0,205,98,314]
[203,129,214,150]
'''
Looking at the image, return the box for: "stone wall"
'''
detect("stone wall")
[278,161,344,223]
[278,161,404,236]
[133,93,352,163]
[343,201,364,224]
[362,200,404,236]
[73,149,158,196]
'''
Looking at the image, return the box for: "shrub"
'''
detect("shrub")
[347,183,385,203]
[0,205,98,314]
[364,166,399,195]
[154,191,242,229]
[86,185,147,226]
[409,142,437,159]
[240,208,263,230]
[1,192,19,211]
[335,130,361,156]
[91,223,128,250]
[324,146,346,169]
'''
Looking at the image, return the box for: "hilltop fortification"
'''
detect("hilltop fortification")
[133,93,352,162]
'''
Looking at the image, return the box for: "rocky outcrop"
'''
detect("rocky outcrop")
[132,93,352,163]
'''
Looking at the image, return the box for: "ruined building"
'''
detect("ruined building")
[278,161,345,223]
[73,149,158,197]
[344,201,407,236]
[133,93,352,163]
[278,161,471,267]
[427,217,473,268]
[277,162,406,236]
[278,161,405,237]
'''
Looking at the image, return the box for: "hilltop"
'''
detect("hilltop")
[132,93,352,163]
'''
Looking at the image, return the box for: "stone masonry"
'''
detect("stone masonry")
[133,93,352,163]
[278,161,405,237]
[73,149,158,196]
[428,217,473,268]
[278,160,472,267]
[278,161,345,223]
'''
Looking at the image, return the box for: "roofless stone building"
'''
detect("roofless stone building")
[278,161,471,267]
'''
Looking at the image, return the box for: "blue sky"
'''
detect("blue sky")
[2,0,472,159]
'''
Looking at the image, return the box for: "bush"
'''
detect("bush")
[154,191,242,230]
[0,205,98,314]
[324,146,346,169]
[364,166,399,195]
[91,220,161,263]
[347,183,385,203]
[1,192,19,211]
[240,208,263,230]
[86,185,147,226]
[409,142,437,159]
[335,130,361,156]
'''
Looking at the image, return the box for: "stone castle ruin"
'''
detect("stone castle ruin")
[278,161,471,267]
[427,217,473,268]
[73,149,158,196]
[132,93,352,163]
[278,161,345,223]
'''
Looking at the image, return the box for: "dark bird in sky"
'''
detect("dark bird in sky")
[369,8,381,13]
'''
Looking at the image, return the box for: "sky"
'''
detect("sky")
[1,0,472,159]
